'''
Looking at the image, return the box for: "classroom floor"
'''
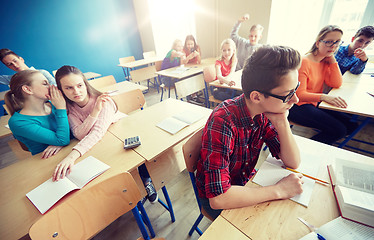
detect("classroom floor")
[1,82,373,240]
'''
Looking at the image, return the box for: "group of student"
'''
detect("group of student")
[0,50,158,204]
[1,12,374,223]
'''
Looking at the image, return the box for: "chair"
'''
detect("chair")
[29,172,156,240]
[111,89,146,114]
[129,65,158,93]
[182,129,214,236]
[203,65,222,108]
[119,56,136,80]
[143,51,156,59]
[174,74,209,107]
[89,75,116,90]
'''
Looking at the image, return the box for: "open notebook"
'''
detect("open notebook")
[26,156,110,214]
[156,110,204,135]
[252,152,322,207]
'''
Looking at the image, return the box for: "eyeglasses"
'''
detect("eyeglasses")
[319,40,344,47]
[259,82,300,103]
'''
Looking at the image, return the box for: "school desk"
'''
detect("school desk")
[155,58,216,99]
[209,69,243,91]
[220,135,374,240]
[199,215,249,240]
[83,72,102,80]
[0,115,11,138]
[0,132,145,240]
[118,56,163,81]
[98,80,148,94]
[319,72,374,150]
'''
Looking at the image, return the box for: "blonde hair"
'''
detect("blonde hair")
[4,70,41,115]
[171,39,183,51]
[250,24,264,34]
[219,38,237,62]
[308,25,343,55]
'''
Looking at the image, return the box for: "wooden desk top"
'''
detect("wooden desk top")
[0,132,144,240]
[319,73,374,117]
[108,98,212,161]
[117,56,163,68]
[221,135,374,240]
[83,72,101,80]
[199,215,249,240]
[99,80,148,93]
[156,58,216,79]
[0,115,11,138]
[209,70,243,91]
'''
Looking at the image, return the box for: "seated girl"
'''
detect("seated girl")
[5,70,70,157]
[183,35,201,64]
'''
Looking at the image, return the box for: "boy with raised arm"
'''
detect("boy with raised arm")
[0,48,56,85]
[335,26,374,75]
[231,13,264,71]
[196,45,304,219]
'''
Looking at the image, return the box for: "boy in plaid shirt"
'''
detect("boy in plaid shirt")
[335,26,374,75]
[196,45,304,219]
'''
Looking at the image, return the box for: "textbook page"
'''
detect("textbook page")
[253,153,322,207]
[299,217,374,240]
[67,156,110,188]
[26,178,79,214]
[156,117,189,135]
[173,110,204,125]
[339,186,374,212]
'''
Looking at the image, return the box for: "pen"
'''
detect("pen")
[367,92,374,97]
[282,166,330,185]
[317,233,326,240]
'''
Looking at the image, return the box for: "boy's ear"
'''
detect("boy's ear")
[249,90,262,103]
[21,85,33,95]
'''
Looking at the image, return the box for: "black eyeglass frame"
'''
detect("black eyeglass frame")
[259,81,300,103]
[319,40,344,47]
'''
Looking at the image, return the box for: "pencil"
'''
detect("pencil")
[282,166,330,185]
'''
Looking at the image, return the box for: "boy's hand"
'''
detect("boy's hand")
[239,13,250,22]
[354,48,368,62]
[264,111,289,127]
[275,173,304,199]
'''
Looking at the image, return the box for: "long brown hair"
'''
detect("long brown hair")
[183,35,200,53]
[4,70,40,115]
[55,65,102,105]
[307,25,343,55]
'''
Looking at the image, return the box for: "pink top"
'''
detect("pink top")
[296,58,342,107]
[67,95,119,156]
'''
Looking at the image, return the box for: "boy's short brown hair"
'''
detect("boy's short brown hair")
[241,45,301,98]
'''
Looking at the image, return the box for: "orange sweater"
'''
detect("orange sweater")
[296,57,342,107]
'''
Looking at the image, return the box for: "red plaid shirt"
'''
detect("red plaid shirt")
[196,94,280,198]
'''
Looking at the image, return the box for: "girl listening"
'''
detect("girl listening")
[5,70,70,157]
[288,25,357,145]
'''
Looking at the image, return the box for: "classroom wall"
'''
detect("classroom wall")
[133,0,272,59]
[0,0,143,83]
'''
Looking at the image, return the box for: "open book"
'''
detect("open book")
[156,110,204,135]
[26,156,110,214]
[252,152,322,207]
[327,158,374,227]
[299,217,374,240]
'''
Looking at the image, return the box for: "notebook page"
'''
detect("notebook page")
[67,156,110,189]
[339,186,374,211]
[173,110,204,124]
[26,178,78,214]
[156,117,189,135]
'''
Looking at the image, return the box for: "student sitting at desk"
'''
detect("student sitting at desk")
[0,48,56,86]
[52,66,158,202]
[183,35,201,64]
[196,45,303,219]
[335,26,374,75]
[5,70,70,156]
[231,13,264,71]
[289,25,358,145]
[212,38,240,101]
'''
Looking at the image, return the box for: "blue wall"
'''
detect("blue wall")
[0,0,143,84]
